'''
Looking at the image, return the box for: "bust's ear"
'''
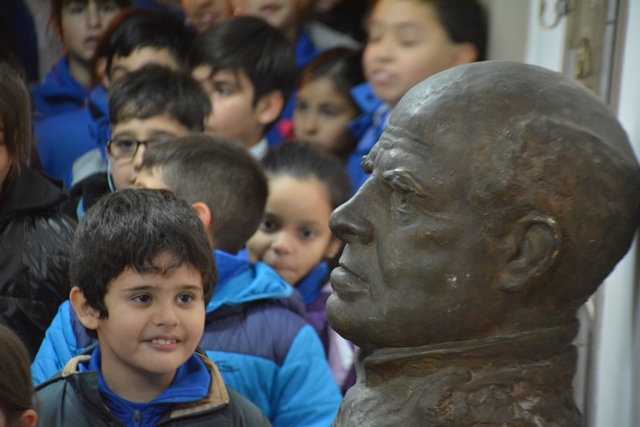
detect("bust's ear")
[499,213,561,293]
[69,287,101,331]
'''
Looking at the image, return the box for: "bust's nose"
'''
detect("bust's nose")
[329,188,375,246]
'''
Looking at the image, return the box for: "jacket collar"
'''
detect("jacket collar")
[0,167,67,220]
[61,348,230,421]
[359,322,579,380]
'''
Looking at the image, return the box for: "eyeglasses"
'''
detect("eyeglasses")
[107,136,174,160]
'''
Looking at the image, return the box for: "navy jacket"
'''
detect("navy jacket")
[36,347,271,426]
[0,167,76,358]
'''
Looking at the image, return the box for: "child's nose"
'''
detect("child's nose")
[153,302,179,327]
[370,36,393,62]
[86,4,101,28]
[302,112,318,134]
[133,145,147,170]
[272,232,293,254]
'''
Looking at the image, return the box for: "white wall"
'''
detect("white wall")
[592,1,640,426]
[486,1,639,425]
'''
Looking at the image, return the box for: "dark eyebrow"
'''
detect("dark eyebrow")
[121,284,203,294]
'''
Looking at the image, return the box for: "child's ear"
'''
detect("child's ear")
[255,90,285,127]
[16,409,37,427]
[69,287,101,332]
[452,42,479,66]
[325,237,344,260]
[192,202,215,246]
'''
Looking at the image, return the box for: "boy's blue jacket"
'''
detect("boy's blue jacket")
[32,250,341,427]
[31,56,89,123]
[35,85,109,187]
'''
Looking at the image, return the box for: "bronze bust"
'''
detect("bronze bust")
[327,61,640,426]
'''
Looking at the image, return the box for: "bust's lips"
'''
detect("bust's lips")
[330,264,369,299]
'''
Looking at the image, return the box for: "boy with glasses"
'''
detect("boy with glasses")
[61,65,210,220]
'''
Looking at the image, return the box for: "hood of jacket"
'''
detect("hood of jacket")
[0,167,67,221]
[207,250,294,313]
[34,57,88,102]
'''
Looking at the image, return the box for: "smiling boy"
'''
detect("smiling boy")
[35,189,270,426]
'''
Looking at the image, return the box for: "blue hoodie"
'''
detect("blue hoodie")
[35,85,109,187]
[32,250,341,427]
[31,57,90,123]
[345,82,389,193]
[83,346,210,427]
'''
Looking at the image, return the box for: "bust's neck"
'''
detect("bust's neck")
[359,322,579,381]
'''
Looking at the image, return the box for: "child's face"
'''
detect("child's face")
[293,76,359,158]
[246,175,341,285]
[232,0,298,35]
[107,115,190,190]
[87,254,206,398]
[192,66,264,149]
[60,0,123,66]
[181,0,230,34]
[362,0,461,107]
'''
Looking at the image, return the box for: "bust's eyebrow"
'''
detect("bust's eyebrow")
[382,169,430,200]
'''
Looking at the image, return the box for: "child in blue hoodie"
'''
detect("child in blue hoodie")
[31,0,130,122]
[345,0,488,192]
[35,10,194,187]
[59,64,211,221]
[35,189,270,426]
[246,143,356,393]
[229,0,360,146]
[33,136,342,427]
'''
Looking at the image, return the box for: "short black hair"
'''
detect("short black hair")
[141,135,268,254]
[431,0,488,61]
[108,64,211,131]
[51,0,131,33]
[70,189,216,329]
[105,11,195,78]
[189,16,297,107]
[262,143,352,211]
[368,0,488,61]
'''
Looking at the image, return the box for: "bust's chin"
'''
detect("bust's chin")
[325,292,357,342]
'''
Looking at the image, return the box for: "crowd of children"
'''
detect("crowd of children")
[0,0,489,426]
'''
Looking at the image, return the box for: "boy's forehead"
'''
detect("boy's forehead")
[192,64,244,84]
[109,47,180,83]
[111,114,191,136]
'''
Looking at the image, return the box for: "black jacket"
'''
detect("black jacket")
[35,349,272,427]
[0,167,76,358]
